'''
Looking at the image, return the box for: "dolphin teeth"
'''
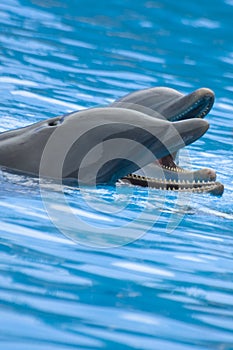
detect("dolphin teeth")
[174,97,213,121]
[122,173,223,196]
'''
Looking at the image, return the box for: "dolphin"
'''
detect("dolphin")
[0,107,218,190]
[0,87,224,195]
[111,87,223,194]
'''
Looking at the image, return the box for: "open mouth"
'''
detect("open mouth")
[112,87,223,196]
[121,154,224,196]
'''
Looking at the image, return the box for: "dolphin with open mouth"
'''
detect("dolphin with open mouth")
[112,87,224,195]
[0,88,224,195]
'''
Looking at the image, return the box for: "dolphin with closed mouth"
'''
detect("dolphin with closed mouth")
[111,87,223,195]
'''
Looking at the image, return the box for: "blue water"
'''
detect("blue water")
[0,0,233,349]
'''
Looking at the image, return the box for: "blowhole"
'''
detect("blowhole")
[48,119,60,127]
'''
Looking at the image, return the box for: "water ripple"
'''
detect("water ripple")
[0,0,233,349]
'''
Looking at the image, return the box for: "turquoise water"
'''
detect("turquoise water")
[0,0,233,349]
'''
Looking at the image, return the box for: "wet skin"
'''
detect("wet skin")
[0,87,224,195]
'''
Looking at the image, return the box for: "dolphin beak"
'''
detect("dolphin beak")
[161,88,215,121]
[173,118,209,146]
[159,118,209,156]
[111,87,215,122]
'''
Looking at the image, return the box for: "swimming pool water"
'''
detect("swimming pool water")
[0,0,233,349]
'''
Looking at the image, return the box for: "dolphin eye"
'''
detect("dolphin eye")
[48,119,60,127]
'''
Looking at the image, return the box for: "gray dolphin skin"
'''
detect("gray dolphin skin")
[112,87,224,195]
[0,87,224,195]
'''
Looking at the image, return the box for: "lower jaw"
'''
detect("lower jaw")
[120,173,224,196]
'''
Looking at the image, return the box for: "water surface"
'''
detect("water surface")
[0,0,233,349]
